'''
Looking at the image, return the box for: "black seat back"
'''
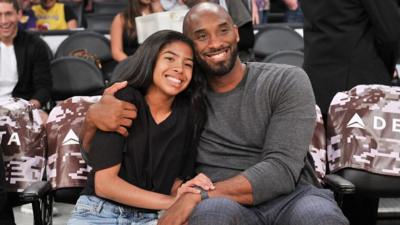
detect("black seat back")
[50,56,105,101]
[254,25,304,61]
[263,50,304,67]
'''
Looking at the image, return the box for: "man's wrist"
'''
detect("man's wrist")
[183,192,202,204]
[194,186,209,201]
[85,106,98,130]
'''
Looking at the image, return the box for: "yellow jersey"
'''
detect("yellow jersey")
[32,3,69,30]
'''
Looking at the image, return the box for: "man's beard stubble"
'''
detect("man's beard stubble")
[196,46,238,78]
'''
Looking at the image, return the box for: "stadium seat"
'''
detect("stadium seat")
[54,30,115,80]
[1,98,52,225]
[254,24,304,61]
[92,2,126,15]
[326,85,400,225]
[50,56,105,101]
[84,13,114,33]
[262,50,304,67]
[46,96,100,206]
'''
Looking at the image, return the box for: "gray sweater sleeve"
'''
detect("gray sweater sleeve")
[241,67,316,205]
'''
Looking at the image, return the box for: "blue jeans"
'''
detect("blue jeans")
[189,184,349,225]
[258,10,269,24]
[285,7,304,23]
[68,195,158,225]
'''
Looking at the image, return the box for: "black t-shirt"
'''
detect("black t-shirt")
[82,86,196,210]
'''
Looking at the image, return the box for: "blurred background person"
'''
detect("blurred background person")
[302,0,400,122]
[256,0,269,24]
[32,0,78,30]
[17,0,37,30]
[0,0,52,118]
[160,0,188,11]
[110,0,163,62]
[282,0,303,23]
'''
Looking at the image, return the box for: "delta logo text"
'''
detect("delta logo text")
[346,113,400,132]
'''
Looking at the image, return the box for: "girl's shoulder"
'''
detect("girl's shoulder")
[114,86,144,105]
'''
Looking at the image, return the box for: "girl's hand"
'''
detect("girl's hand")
[175,173,215,199]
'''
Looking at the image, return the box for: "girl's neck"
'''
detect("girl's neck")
[145,89,175,124]
[140,5,151,16]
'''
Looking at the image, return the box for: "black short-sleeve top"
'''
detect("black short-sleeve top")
[82,86,196,209]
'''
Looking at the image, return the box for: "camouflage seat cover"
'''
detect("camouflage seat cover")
[0,98,46,192]
[46,96,101,189]
[327,85,400,176]
[309,105,326,183]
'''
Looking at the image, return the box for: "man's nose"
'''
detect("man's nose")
[0,14,6,24]
[208,34,224,49]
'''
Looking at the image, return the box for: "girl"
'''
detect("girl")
[110,0,163,62]
[68,30,211,225]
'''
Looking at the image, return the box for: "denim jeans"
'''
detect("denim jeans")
[68,195,158,225]
[258,10,269,24]
[189,184,349,225]
[285,6,304,23]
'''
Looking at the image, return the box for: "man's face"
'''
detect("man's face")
[185,8,239,77]
[0,3,20,43]
[41,0,56,9]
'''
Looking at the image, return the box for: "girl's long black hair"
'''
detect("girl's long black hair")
[110,30,208,144]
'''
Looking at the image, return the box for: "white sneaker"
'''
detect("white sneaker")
[52,206,59,217]
[20,204,33,214]
[21,203,59,217]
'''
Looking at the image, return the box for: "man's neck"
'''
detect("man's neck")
[208,58,246,93]
[0,35,15,46]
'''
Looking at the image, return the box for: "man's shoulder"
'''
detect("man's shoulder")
[16,30,44,44]
[245,62,312,98]
[247,62,306,82]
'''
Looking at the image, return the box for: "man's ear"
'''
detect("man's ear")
[233,24,240,43]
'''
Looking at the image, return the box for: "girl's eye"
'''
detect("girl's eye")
[185,63,193,68]
[165,56,174,62]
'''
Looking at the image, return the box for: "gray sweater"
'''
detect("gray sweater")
[196,62,318,205]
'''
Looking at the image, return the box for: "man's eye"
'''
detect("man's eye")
[197,34,207,40]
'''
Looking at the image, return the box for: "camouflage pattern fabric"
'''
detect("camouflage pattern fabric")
[309,105,327,183]
[46,96,101,189]
[0,98,46,192]
[327,85,400,176]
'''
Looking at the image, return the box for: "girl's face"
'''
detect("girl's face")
[149,41,194,98]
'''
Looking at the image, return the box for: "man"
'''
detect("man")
[32,0,78,30]
[82,3,348,225]
[0,0,51,112]
[301,0,400,119]
[17,0,37,30]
